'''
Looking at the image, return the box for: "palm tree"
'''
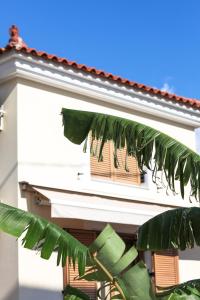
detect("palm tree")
[1,109,200,300]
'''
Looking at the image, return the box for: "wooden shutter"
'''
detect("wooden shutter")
[113,147,140,185]
[64,230,97,300]
[90,140,112,179]
[153,250,179,291]
[90,139,141,185]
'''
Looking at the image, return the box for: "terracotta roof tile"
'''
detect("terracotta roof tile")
[1,25,200,109]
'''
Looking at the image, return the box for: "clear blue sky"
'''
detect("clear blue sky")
[0,1,200,99]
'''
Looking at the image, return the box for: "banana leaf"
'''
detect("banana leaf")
[137,207,200,251]
[1,202,200,300]
[0,203,154,300]
[62,108,200,201]
[157,279,200,300]
[80,224,154,300]
[0,202,88,275]
[63,285,90,300]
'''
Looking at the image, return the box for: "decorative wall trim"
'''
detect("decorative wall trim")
[1,52,200,127]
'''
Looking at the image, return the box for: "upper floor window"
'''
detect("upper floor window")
[90,140,141,185]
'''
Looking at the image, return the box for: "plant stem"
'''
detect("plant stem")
[92,255,126,300]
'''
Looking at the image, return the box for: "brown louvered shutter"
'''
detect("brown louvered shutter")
[90,140,112,180]
[64,230,97,300]
[113,147,141,185]
[153,250,179,291]
[90,140,141,185]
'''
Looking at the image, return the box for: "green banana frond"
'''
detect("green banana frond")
[137,207,200,251]
[0,203,88,274]
[63,285,90,300]
[157,279,200,300]
[81,225,154,300]
[62,108,200,200]
[0,203,154,300]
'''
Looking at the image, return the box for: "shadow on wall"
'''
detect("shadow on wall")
[19,286,63,300]
[0,282,18,300]
[179,246,200,261]
[3,285,63,300]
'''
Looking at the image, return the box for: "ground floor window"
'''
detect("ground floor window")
[63,229,179,298]
[63,229,97,300]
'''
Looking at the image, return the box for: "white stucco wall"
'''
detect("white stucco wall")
[179,125,200,283]
[179,247,200,282]
[195,127,200,153]
[18,189,63,300]
[0,81,19,300]
[18,247,63,300]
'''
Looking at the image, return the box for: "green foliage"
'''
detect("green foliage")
[85,224,154,300]
[1,203,200,299]
[0,203,153,300]
[157,279,200,300]
[0,203,88,274]
[62,108,200,200]
[137,207,200,251]
[63,285,90,300]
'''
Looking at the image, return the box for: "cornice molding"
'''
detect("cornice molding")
[1,51,200,127]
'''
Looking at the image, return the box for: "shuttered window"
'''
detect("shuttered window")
[63,230,97,300]
[63,230,137,300]
[64,231,179,298]
[153,250,179,292]
[90,140,141,185]
[90,141,112,179]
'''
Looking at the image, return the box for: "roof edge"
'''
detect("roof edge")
[0,44,200,110]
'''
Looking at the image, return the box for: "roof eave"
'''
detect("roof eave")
[1,50,200,128]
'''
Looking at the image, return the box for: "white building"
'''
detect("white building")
[0,25,200,300]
